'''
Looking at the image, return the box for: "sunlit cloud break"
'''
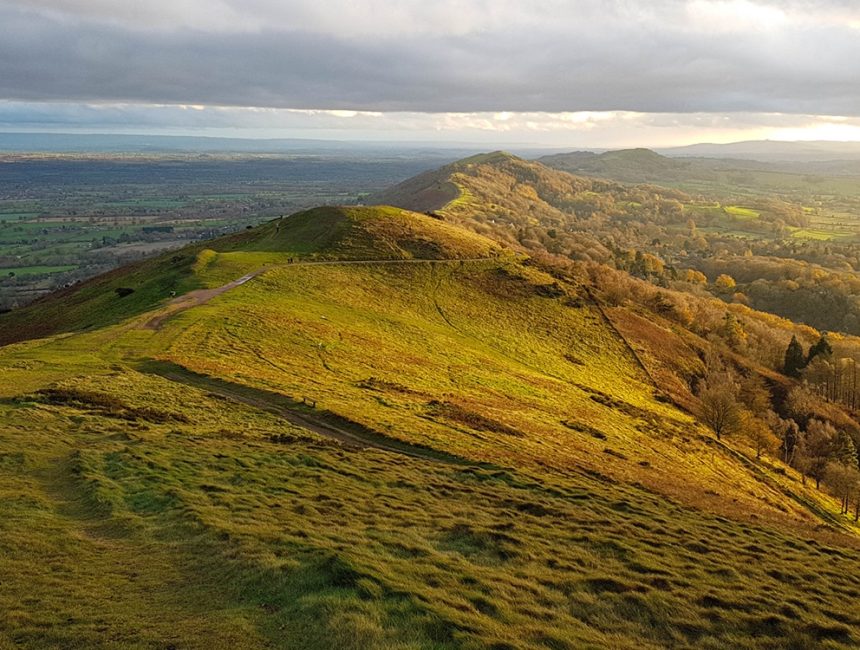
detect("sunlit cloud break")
[3,101,860,147]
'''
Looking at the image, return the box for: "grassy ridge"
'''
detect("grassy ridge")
[1,205,859,647]
[0,206,501,346]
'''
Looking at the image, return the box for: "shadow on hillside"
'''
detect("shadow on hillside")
[137,359,490,467]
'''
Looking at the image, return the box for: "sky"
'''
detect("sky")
[2,0,860,147]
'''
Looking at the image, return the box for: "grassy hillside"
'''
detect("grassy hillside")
[0,206,501,346]
[1,205,860,648]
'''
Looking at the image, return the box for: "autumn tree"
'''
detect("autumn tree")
[683,269,707,284]
[743,412,778,460]
[720,313,747,350]
[714,274,737,292]
[697,372,742,441]
[796,419,837,489]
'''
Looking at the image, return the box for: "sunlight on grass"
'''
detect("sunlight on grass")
[1,206,859,648]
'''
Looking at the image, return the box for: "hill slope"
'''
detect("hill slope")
[0,205,501,346]
[1,204,860,648]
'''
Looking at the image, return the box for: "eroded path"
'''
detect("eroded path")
[141,360,481,466]
[143,271,262,330]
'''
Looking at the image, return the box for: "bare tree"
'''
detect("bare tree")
[697,373,742,441]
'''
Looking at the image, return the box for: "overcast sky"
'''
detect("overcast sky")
[2,0,860,146]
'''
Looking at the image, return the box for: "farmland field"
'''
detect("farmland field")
[0,152,454,309]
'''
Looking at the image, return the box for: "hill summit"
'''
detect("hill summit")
[234,205,501,261]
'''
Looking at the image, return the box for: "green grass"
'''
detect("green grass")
[1,207,860,648]
[724,206,760,221]
[789,228,843,241]
[233,205,500,261]
[2,347,859,648]
[0,265,77,277]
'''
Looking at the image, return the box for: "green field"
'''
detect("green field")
[789,228,843,241]
[0,265,77,276]
[724,206,760,220]
[0,212,41,220]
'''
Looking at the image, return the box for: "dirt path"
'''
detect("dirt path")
[143,270,263,330]
[143,362,479,466]
[141,257,494,330]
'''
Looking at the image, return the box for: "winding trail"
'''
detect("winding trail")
[143,271,263,330]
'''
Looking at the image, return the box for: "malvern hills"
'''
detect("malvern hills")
[2,153,860,649]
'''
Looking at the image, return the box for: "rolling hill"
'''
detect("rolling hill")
[372,149,689,261]
[1,201,860,648]
[0,206,501,346]
[537,147,860,198]
[537,148,695,184]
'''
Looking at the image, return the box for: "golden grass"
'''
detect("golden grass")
[1,207,859,647]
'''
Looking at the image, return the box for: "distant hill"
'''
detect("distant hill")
[659,139,860,162]
[538,145,860,195]
[538,148,694,183]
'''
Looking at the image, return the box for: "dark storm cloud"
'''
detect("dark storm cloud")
[1,1,859,114]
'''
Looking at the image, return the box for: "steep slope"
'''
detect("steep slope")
[373,150,693,263]
[2,205,860,648]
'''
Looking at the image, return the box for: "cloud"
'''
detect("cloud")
[0,1,859,116]
[4,101,860,147]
